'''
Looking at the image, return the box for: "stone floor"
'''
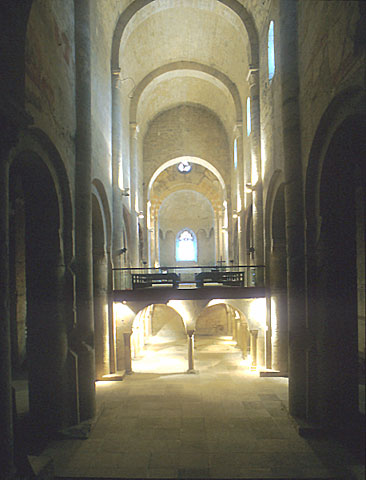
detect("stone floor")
[42,336,364,479]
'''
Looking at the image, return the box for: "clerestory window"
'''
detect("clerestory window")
[234,137,238,169]
[268,20,275,81]
[176,229,197,262]
[247,96,251,136]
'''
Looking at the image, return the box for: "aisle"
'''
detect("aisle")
[44,336,334,479]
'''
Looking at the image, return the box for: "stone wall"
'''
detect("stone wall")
[25,0,76,188]
[298,1,364,173]
[143,104,231,189]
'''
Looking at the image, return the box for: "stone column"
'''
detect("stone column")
[154,215,159,266]
[111,69,124,269]
[93,253,110,379]
[250,330,258,369]
[279,0,307,419]
[240,320,249,358]
[129,123,139,267]
[0,106,30,477]
[74,0,95,421]
[270,244,288,373]
[248,69,264,286]
[187,330,196,373]
[0,150,14,479]
[123,332,133,374]
[213,208,219,265]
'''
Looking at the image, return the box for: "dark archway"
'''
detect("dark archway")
[269,183,288,374]
[92,194,110,380]
[307,115,365,430]
[9,153,70,438]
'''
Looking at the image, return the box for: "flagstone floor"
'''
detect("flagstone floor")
[42,336,364,479]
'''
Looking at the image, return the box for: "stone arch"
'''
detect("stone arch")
[92,189,111,380]
[92,180,112,256]
[122,204,133,267]
[130,304,186,365]
[130,61,242,125]
[111,0,259,72]
[305,88,366,430]
[265,171,288,373]
[9,128,73,264]
[306,86,365,245]
[148,156,226,200]
[8,144,72,434]
[196,302,249,357]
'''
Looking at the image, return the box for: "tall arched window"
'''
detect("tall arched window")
[268,20,275,81]
[234,137,238,169]
[246,97,251,136]
[176,229,197,262]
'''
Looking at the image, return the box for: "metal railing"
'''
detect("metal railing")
[113,265,265,290]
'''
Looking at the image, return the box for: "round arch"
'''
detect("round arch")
[92,179,112,256]
[9,127,73,264]
[111,0,259,71]
[130,61,242,125]
[305,87,366,430]
[148,156,226,200]
[8,145,72,433]
[264,169,285,258]
[264,170,288,373]
[305,86,365,245]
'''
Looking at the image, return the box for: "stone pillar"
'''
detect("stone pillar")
[0,152,14,479]
[154,215,159,266]
[123,332,133,374]
[111,69,124,269]
[214,208,220,264]
[93,253,110,379]
[236,320,242,350]
[74,0,95,421]
[240,321,249,358]
[148,227,154,267]
[187,330,196,373]
[0,106,30,477]
[129,123,139,267]
[248,69,264,286]
[279,0,307,419]
[270,244,288,373]
[250,330,258,369]
[107,254,116,374]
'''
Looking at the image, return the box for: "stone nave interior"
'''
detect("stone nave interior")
[0,0,365,479]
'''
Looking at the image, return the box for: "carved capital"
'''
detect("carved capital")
[247,68,259,92]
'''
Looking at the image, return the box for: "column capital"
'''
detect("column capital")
[130,122,140,139]
[247,68,259,91]
[233,122,243,138]
[187,329,195,337]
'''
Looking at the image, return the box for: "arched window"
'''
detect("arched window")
[268,20,275,81]
[234,137,238,169]
[246,97,251,136]
[176,229,197,262]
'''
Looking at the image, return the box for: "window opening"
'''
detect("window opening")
[268,21,275,81]
[176,229,197,262]
[177,159,192,174]
[234,138,238,169]
[247,97,251,136]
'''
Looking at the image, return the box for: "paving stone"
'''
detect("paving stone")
[41,336,335,479]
